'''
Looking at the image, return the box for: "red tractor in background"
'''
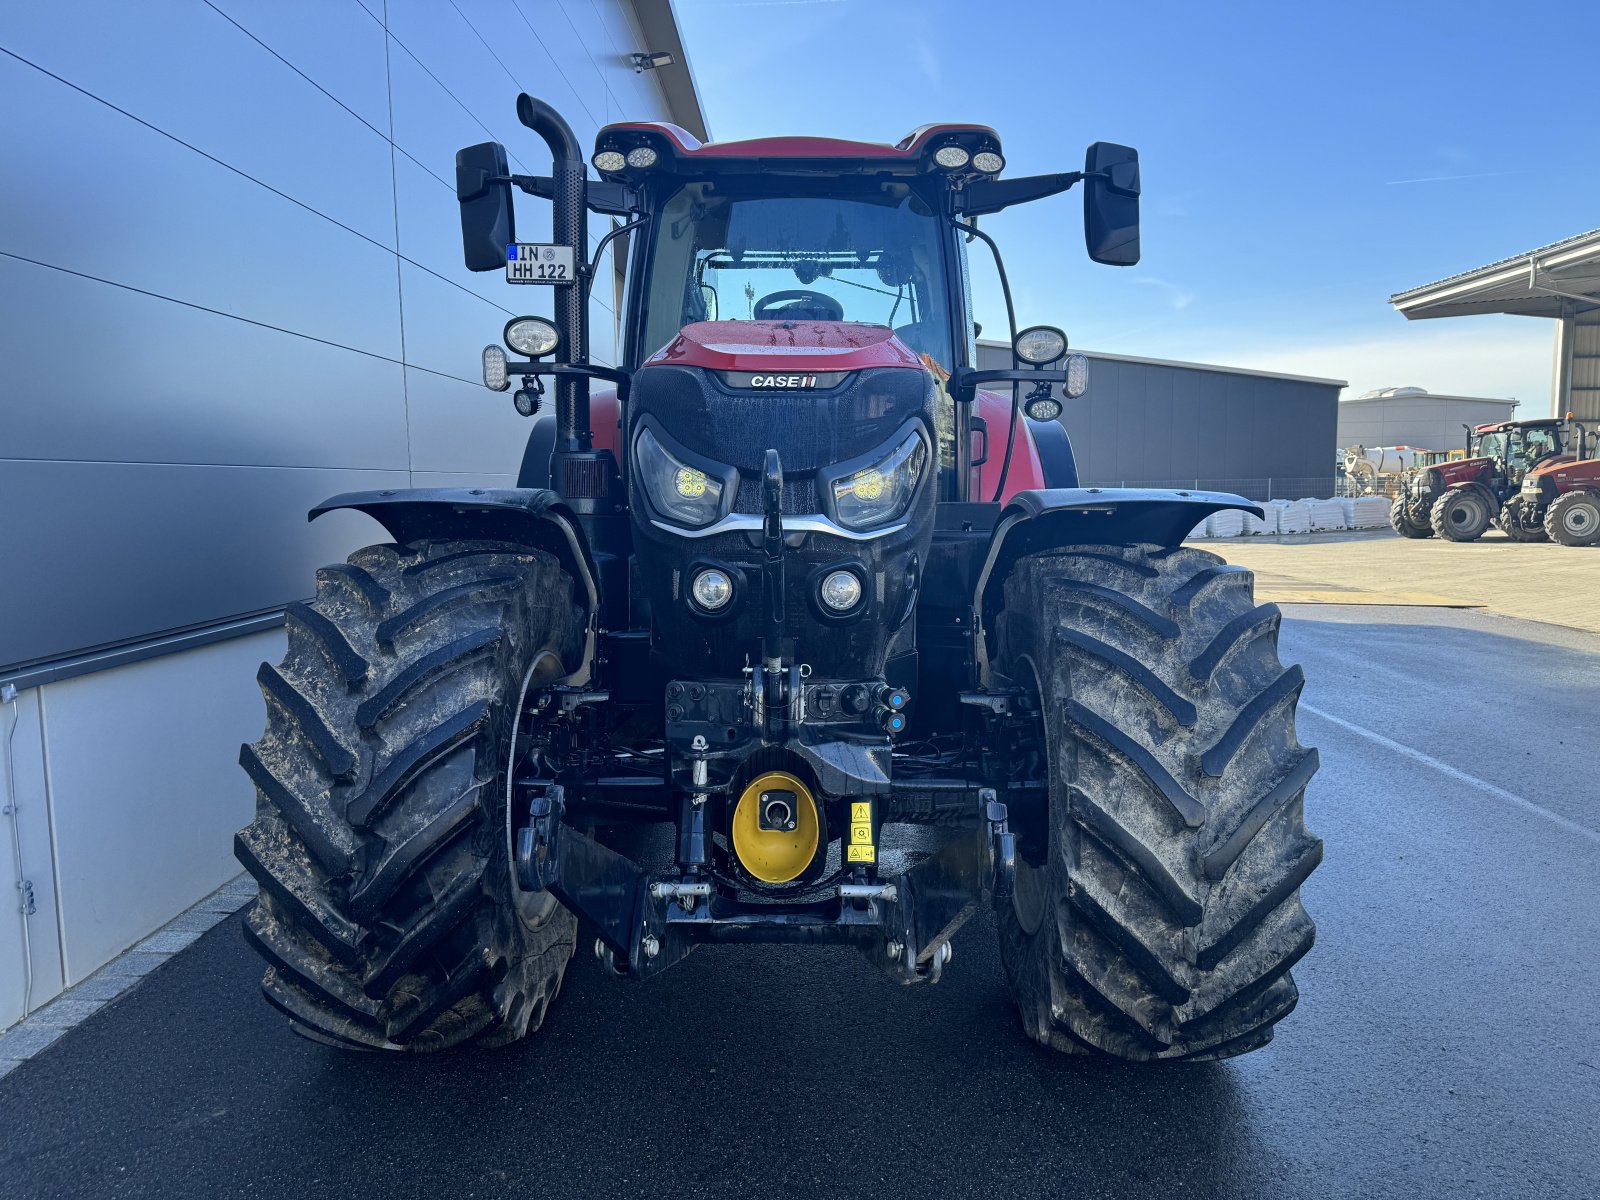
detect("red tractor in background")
[1508,422,1600,546]
[1390,418,1572,541]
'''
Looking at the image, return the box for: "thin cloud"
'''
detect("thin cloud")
[1131,277,1195,310]
[911,34,941,86]
[1385,171,1510,186]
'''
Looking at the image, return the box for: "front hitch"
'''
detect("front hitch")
[514,782,1017,985]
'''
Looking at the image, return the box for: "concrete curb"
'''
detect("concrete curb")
[0,874,257,1080]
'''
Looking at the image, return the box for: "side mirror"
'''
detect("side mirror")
[1083,142,1140,266]
[456,141,515,273]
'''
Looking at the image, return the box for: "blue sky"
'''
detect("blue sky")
[676,0,1597,406]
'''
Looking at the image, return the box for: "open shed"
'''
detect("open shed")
[1390,228,1600,421]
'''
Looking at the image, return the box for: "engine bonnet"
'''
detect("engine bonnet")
[643,320,924,373]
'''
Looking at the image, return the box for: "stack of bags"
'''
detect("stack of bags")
[1347,496,1393,528]
[1207,508,1247,537]
[1272,499,1312,534]
[1241,507,1278,535]
[1306,498,1347,531]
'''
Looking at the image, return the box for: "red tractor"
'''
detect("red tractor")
[1390,418,1572,541]
[1508,422,1600,546]
[233,94,1320,1062]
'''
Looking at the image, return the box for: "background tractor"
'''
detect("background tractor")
[1509,421,1600,546]
[1391,418,1571,541]
[233,94,1320,1062]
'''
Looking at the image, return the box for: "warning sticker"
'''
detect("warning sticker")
[851,802,872,825]
[847,843,876,863]
[850,823,874,845]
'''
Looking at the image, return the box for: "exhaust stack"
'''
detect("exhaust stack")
[516,94,593,475]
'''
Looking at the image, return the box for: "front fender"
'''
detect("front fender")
[973,487,1261,684]
[310,487,599,618]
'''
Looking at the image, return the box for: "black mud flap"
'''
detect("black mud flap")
[310,487,597,600]
[973,486,1260,686]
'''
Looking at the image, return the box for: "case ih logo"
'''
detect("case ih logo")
[751,374,819,389]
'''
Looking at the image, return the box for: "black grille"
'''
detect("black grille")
[631,364,935,472]
[735,476,818,514]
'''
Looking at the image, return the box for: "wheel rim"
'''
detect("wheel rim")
[1562,502,1597,537]
[1449,496,1485,530]
[1008,653,1053,934]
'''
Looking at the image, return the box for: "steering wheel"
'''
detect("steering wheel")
[753,289,845,322]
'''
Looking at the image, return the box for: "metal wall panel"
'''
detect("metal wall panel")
[0,688,67,1028]
[1570,311,1600,422]
[2,0,683,675]
[40,631,283,982]
[0,256,410,471]
[977,344,1341,490]
[0,460,405,669]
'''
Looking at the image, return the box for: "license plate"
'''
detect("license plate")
[506,243,576,284]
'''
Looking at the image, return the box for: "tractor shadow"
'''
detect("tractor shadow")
[299,917,1288,1198]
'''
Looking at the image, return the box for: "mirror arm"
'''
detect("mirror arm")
[587,214,650,280]
[956,171,1083,217]
[508,175,642,216]
[508,361,632,404]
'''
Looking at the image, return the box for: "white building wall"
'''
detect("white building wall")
[1,0,700,1031]
[1336,395,1519,453]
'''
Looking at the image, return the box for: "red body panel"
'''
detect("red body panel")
[589,388,621,460]
[642,320,924,373]
[972,389,1046,504]
[1528,457,1600,489]
[599,122,998,162]
[1434,457,1494,487]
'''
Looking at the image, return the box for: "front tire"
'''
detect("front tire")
[1544,490,1600,547]
[1430,488,1495,541]
[235,540,583,1050]
[1498,495,1548,543]
[1389,496,1433,539]
[995,545,1321,1061]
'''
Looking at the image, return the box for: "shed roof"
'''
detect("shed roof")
[1390,228,1600,320]
[1340,391,1517,408]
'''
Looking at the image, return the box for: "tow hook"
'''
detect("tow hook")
[515,784,565,891]
[982,788,1017,901]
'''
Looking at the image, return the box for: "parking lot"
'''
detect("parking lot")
[1208,527,1600,633]
[3,540,1599,1199]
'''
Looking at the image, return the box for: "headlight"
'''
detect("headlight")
[634,426,729,528]
[504,316,559,358]
[818,569,863,613]
[1014,325,1067,365]
[826,429,929,531]
[690,568,734,612]
[1414,471,1437,493]
[934,145,970,169]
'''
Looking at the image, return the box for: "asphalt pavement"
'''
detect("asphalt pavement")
[3,604,1598,1199]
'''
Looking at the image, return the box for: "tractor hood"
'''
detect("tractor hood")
[1526,455,1592,482]
[1431,457,1493,485]
[642,320,924,374]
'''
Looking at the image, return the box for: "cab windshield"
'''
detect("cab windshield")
[639,183,955,369]
[1515,427,1560,465]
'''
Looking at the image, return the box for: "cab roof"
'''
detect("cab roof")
[591,120,1002,181]
[1475,418,1563,433]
